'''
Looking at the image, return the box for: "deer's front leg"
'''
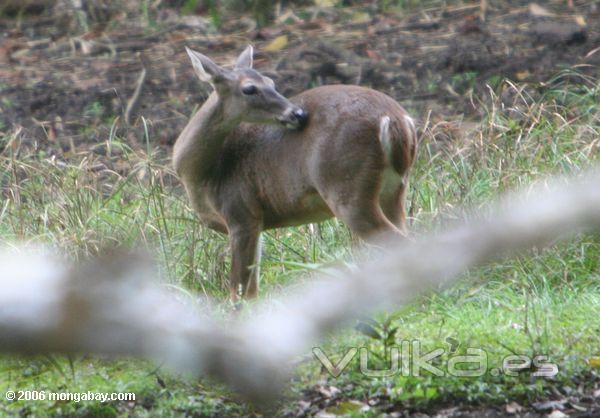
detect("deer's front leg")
[228,225,262,301]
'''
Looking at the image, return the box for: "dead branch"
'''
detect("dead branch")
[124,64,147,126]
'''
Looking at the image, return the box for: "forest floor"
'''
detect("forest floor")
[1,1,599,417]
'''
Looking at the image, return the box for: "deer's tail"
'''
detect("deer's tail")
[379,114,418,176]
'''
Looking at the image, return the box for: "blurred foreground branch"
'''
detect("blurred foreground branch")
[1,170,599,402]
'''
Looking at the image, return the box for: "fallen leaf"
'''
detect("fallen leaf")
[315,0,335,7]
[297,400,311,413]
[79,39,94,55]
[570,403,587,412]
[317,385,341,398]
[324,400,369,415]
[574,15,586,27]
[516,70,531,81]
[533,400,566,412]
[264,35,288,52]
[351,12,370,24]
[506,401,523,414]
[529,3,555,17]
[588,357,600,368]
[366,50,382,61]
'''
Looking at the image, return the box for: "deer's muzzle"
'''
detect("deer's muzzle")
[277,107,309,130]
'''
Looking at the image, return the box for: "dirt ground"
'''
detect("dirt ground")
[1,1,598,156]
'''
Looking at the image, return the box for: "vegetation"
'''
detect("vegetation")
[0,68,598,416]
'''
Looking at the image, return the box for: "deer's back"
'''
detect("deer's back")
[293,85,409,128]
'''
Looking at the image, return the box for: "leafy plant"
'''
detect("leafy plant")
[355,313,400,361]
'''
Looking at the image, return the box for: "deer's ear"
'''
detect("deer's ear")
[185,47,227,83]
[235,45,253,70]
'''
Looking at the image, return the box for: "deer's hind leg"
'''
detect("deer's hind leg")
[318,165,403,244]
[335,202,401,244]
[314,122,408,243]
[379,172,409,236]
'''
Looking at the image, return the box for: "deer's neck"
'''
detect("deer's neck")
[173,92,239,181]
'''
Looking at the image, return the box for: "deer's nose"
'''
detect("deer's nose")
[292,108,309,128]
[278,106,309,130]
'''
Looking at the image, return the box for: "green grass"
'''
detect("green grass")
[0,71,598,416]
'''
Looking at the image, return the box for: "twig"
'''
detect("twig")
[124,62,147,126]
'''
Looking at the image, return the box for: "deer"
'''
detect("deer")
[173,45,418,302]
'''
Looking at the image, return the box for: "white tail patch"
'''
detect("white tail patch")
[403,114,415,131]
[402,114,418,160]
[403,114,417,140]
[379,116,392,162]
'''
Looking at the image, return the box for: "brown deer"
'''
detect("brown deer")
[174,45,417,301]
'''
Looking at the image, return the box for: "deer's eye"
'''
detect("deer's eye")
[242,85,258,95]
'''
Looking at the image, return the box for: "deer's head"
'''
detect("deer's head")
[185,45,309,130]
